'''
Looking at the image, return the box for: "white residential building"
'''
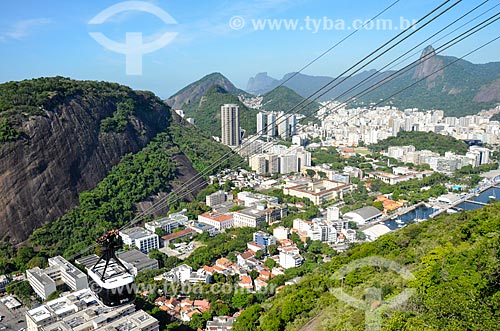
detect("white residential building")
[327,206,340,222]
[273,226,290,241]
[120,228,159,253]
[279,247,304,269]
[206,316,236,331]
[221,104,241,147]
[163,264,211,284]
[198,212,234,231]
[249,154,267,175]
[279,154,298,174]
[309,219,337,244]
[145,217,180,234]
[237,191,279,207]
[25,289,158,331]
[26,256,88,300]
[0,275,10,292]
[206,190,228,207]
[257,112,267,135]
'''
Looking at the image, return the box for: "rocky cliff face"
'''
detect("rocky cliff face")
[0,78,171,243]
[412,45,444,87]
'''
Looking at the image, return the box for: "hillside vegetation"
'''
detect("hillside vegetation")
[0,77,243,273]
[262,86,320,117]
[26,118,243,261]
[183,85,259,137]
[0,77,175,243]
[240,202,500,331]
[369,131,469,155]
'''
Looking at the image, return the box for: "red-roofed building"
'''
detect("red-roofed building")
[259,269,272,281]
[340,147,356,157]
[212,265,225,273]
[193,299,211,312]
[247,242,264,253]
[198,212,234,230]
[162,228,195,245]
[238,275,253,290]
[216,258,233,269]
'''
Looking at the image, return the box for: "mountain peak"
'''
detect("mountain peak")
[247,72,278,94]
[413,45,443,81]
[421,45,436,59]
[166,72,245,109]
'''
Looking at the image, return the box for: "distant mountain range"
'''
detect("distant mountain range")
[247,46,500,117]
[165,73,320,136]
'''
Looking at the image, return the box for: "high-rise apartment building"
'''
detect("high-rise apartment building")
[221,104,241,147]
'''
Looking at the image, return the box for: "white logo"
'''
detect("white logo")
[88,1,178,75]
[330,256,416,331]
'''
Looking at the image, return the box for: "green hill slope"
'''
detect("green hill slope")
[166,72,250,110]
[183,85,259,137]
[369,131,469,155]
[242,203,500,330]
[262,85,320,117]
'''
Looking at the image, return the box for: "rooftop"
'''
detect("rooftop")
[118,249,158,270]
[200,212,234,222]
[26,289,155,330]
[345,206,382,220]
[120,227,155,240]
[362,224,392,240]
[161,228,195,241]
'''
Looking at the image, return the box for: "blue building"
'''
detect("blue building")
[253,231,277,248]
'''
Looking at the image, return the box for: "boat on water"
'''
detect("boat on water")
[395,218,404,224]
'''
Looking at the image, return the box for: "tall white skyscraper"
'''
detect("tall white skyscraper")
[221,104,240,147]
[257,112,267,135]
[267,112,276,137]
[278,111,289,139]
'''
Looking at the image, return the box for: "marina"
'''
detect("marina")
[364,179,500,232]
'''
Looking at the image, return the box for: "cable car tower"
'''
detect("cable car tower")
[87,230,135,307]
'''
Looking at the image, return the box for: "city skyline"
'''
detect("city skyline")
[0,0,498,98]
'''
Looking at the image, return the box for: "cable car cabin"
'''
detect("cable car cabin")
[88,257,135,307]
[86,229,135,307]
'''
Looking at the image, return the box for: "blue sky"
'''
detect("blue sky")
[0,0,499,98]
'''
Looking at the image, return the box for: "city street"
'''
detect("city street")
[0,298,27,331]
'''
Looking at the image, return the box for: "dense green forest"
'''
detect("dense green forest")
[169,119,243,173]
[0,76,133,116]
[240,201,500,331]
[369,131,469,155]
[183,85,258,137]
[0,76,169,141]
[0,117,20,142]
[262,86,320,117]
